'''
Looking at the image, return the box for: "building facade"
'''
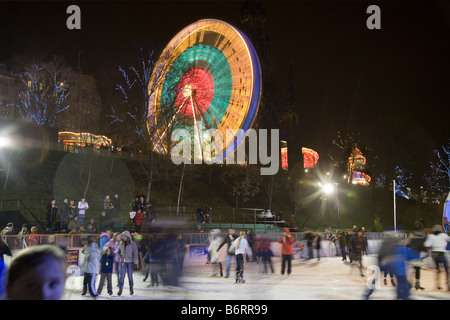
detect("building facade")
[0,61,103,147]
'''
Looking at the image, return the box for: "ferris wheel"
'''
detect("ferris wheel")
[148,19,261,162]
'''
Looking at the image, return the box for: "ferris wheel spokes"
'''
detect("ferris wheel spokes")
[152,96,189,152]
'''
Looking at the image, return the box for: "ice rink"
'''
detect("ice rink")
[63,255,450,301]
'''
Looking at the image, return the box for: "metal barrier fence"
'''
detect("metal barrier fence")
[0,199,288,223]
[1,231,402,251]
[0,199,291,234]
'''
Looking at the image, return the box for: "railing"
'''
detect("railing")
[1,231,406,251]
[1,199,422,236]
[0,199,287,233]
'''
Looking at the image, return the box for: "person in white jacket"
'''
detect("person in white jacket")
[207,229,223,276]
[424,224,450,290]
[77,197,89,226]
[81,236,100,298]
[229,230,253,283]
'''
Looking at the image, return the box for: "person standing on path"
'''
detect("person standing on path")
[60,199,70,231]
[77,197,89,227]
[46,200,58,233]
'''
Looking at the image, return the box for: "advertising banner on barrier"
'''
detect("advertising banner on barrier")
[65,248,79,266]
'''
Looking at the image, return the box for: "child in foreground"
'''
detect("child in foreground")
[6,244,67,300]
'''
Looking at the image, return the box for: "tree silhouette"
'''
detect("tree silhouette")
[15,56,71,126]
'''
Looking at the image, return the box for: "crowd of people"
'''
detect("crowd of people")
[204,224,449,300]
[1,214,449,300]
[44,194,122,234]
[0,194,166,250]
[0,225,187,300]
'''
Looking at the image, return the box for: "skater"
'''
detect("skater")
[81,236,100,298]
[314,232,322,261]
[407,230,427,290]
[143,236,164,287]
[424,224,450,290]
[338,231,347,261]
[229,230,253,283]
[305,229,314,260]
[278,228,294,276]
[217,229,238,278]
[258,232,274,274]
[97,246,114,296]
[349,228,364,276]
[117,230,139,296]
[207,229,223,276]
[104,232,121,287]
[175,234,187,275]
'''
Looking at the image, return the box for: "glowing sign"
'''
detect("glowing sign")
[58,131,111,152]
[281,146,319,169]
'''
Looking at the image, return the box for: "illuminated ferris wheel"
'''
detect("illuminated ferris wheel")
[148,19,261,161]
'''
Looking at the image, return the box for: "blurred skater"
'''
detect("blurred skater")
[217,229,238,278]
[407,230,427,290]
[229,230,253,283]
[208,229,223,277]
[257,233,274,274]
[349,228,364,276]
[81,236,100,298]
[424,224,450,291]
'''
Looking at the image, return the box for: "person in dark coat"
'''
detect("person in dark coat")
[304,230,314,260]
[175,234,186,275]
[314,232,322,261]
[97,246,114,296]
[112,194,121,220]
[46,200,58,233]
[338,231,347,261]
[407,230,427,290]
[0,238,12,263]
[60,199,70,231]
[350,228,364,276]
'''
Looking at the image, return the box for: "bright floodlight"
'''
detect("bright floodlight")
[323,183,334,194]
[0,136,10,148]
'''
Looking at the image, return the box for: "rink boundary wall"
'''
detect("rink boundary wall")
[2,232,392,270]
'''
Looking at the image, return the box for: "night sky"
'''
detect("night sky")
[1,1,449,169]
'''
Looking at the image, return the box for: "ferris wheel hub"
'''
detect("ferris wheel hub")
[183,84,193,98]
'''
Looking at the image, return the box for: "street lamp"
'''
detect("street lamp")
[318,182,333,226]
[0,136,11,148]
[319,182,340,228]
[323,183,334,195]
